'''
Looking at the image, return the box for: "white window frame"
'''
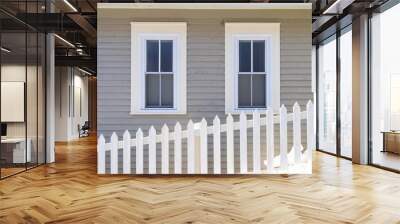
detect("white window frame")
[131,22,187,115]
[225,23,280,114]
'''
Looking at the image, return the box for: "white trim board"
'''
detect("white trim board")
[225,23,280,114]
[130,22,187,115]
[98,3,312,10]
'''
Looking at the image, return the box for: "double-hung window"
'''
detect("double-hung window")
[145,39,174,108]
[225,23,280,114]
[237,39,267,108]
[131,22,187,115]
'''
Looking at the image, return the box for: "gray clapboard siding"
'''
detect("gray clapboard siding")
[97,7,312,172]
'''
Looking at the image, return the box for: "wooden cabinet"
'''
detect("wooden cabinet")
[382,132,400,154]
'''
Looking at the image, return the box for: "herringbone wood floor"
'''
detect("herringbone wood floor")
[1,135,400,224]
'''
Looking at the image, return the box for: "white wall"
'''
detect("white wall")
[55,67,69,141]
[71,73,89,139]
[55,67,89,141]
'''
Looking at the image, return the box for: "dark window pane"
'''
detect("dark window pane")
[161,74,174,107]
[146,40,159,72]
[239,41,251,72]
[253,40,265,72]
[145,74,160,107]
[252,74,266,107]
[161,40,173,72]
[238,74,251,107]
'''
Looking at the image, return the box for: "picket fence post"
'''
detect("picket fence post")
[174,122,182,174]
[161,125,169,174]
[293,102,302,163]
[253,111,261,174]
[149,126,156,174]
[110,132,118,174]
[239,112,247,174]
[213,116,221,174]
[307,101,315,162]
[123,130,131,174]
[280,106,288,171]
[97,135,105,174]
[187,120,195,174]
[200,119,208,174]
[136,128,143,174]
[266,108,274,171]
[226,114,234,174]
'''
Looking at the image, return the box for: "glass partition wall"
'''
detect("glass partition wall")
[317,35,337,155]
[316,26,352,159]
[339,27,352,159]
[0,2,46,179]
[370,3,400,171]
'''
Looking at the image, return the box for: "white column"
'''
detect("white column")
[46,32,55,163]
[352,14,369,164]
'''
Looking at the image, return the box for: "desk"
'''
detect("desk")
[1,138,31,163]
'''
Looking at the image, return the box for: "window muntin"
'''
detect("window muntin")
[144,39,174,108]
[237,39,267,108]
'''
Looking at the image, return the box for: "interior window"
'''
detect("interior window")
[145,40,174,108]
[237,40,266,108]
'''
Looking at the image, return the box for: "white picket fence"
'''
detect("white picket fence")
[97,101,315,175]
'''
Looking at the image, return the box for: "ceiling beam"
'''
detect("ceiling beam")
[67,13,97,46]
[55,55,96,71]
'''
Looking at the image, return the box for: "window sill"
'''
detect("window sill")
[130,109,186,115]
[226,108,268,115]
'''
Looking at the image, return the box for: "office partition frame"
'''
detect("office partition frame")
[315,23,353,161]
[0,0,48,180]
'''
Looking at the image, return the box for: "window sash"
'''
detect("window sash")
[238,40,266,73]
[237,39,267,109]
[145,73,174,108]
[145,40,173,73]
[238,73,266,108]
[144,39,175,109]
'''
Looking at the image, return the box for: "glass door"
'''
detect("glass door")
[1,30,28,178]
[318,35,337,155]
[0,0,47,179]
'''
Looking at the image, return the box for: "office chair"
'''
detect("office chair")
[79,121,90,138]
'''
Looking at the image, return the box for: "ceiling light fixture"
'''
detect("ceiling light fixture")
[78,67,93,76]
[1,47,11,53]
[323,0,355,15]
[54,34,75,48]
[63,0,78,12]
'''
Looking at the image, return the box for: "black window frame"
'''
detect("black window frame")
[144,39,174,109]
[237,39,267,109]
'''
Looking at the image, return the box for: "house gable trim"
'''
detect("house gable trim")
[98,3,312,10]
